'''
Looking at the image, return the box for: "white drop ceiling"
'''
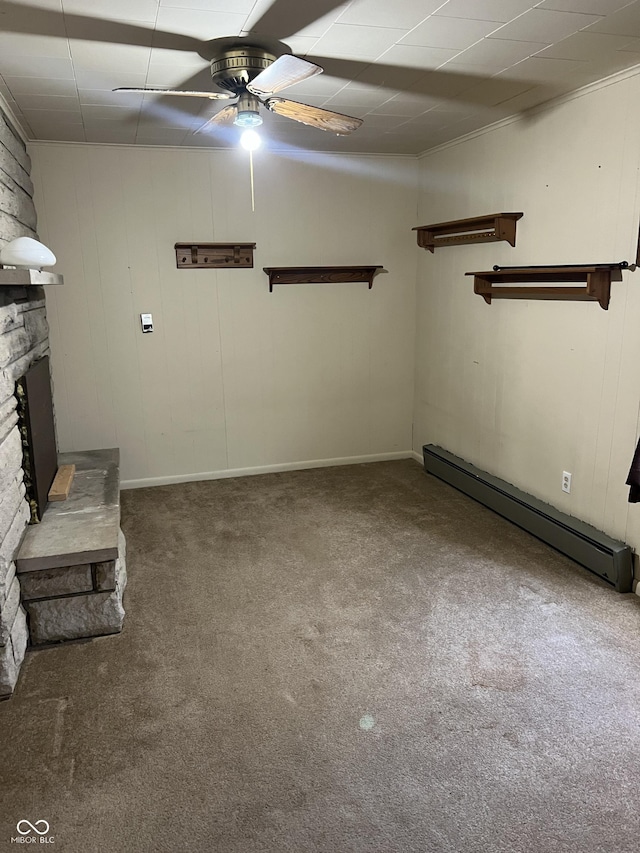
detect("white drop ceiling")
[2,0,640,154]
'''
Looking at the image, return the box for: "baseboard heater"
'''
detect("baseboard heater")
[423,444,633,592]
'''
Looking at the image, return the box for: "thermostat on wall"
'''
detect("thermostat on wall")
[140,313,153,333]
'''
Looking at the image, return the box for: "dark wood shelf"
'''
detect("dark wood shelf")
[263,265,383,292]
[466,264,626,310]
[175,242,255,269]
[413,213,523,252]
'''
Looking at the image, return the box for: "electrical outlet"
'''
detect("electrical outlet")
[562,471,572,493]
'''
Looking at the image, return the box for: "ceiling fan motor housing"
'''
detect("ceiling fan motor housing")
[210,47,276,93]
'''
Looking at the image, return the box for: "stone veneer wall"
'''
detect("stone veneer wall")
[0,104,49,697]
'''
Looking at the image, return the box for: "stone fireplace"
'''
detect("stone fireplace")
[0,102,126,698]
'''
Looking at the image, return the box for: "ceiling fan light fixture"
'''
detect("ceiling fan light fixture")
[235,110,263,128]
[240,129,262,151]
[234,90,263,128]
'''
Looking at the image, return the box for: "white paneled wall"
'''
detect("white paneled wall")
[30,144,417,485]
[414,73,640,552]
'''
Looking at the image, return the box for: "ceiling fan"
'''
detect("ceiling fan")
[113,40,364,140]
[0,0,550,146]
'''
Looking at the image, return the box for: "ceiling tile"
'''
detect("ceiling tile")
[14,93,80,111]
[537,0,631,12]
[69,41,151,73]
[361,110,413,127]
[312,24,407,61]
[407,68,489,99]
[85,126,138,143]
[489,9,602,44]
[136,128,190,143]
[2,75,78,96]
[368,92,430,115]
[502,55,588,82]
[325,84,388,108]
[282,74,347,98]
[0,33,70,59]
[63,16,154,46]
[78,87,144,106]
[1,54,74,79]
[62,0,160,23]
[536,30,638,59]
[433,0,537,24]
[25,123,86,141]
[376,44,461,70]
[159,0,254,10]
[74,69,147,89]
[81,104,140,121]
[457,76,537,107]
[22,108,82,122]
[145,63,209,88]
[351,61,425,91]
[454,37,548,65]
[277,35,320,56]
[338,0,447,30]
[400,15,500,49]
[154,7,246,39]
[0,0,65,37]
[280,4,351,39]
[585,2,640,36]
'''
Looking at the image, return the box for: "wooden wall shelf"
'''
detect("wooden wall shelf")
[175,242,255,269]
[263,265,383,292]
[413,213,523,252]
[0,268,63,286]
[466,264,627,310]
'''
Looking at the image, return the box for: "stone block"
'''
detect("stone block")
[0,575,20,645]
[0,603,26,697]
[26,556,127,645]
[22,308,49,348]
[0,326,32,370]
[20,564,93,601]
[0,478,25,543]
[0,424,22,474]
[0,498,30,571]
[0,302,21,334]
[0,633,20,696]
[10,604,27,668]
[0,561,16,606]
[3,338,48,383]
[94,560,116,591]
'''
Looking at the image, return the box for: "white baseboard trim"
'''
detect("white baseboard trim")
[411,450,423,463]
[121,450,415,490]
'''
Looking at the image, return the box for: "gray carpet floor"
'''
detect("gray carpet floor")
[1,459,640,852]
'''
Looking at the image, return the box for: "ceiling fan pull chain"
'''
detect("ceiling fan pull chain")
[249,149,256,213]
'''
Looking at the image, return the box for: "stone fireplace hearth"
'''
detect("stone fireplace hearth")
[16,449,127,646]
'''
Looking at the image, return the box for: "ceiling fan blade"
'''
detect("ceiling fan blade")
[248,0,346,40]
[265,98,363,135]
[114,88,232,100]
[248,54,322,98]
[0,1,201,52]
[194,105,239,134]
